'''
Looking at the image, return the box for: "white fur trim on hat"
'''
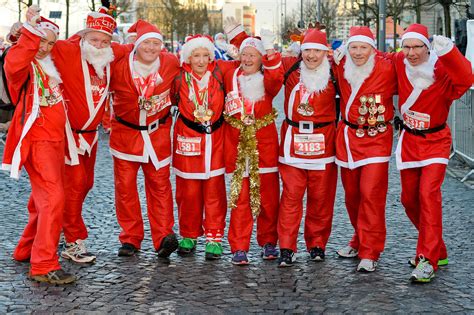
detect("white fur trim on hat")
[401,32,430,49]
[347,35,376,48]
[240,37,266,56]
[300,43,328,51]
[181,37,216,63]
[134,32,164,51]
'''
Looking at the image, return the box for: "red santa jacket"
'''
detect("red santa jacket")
[386,48,473,169]
[333,54,397,169]
[2,25,78,179]
[172,60,239,179]
[278,56,337,170]
[109,51,180,170]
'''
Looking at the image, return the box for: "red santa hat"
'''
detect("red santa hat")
[401,23,430,48]
[128,20,163,49]
[79,10,117,37]
[181,34,215,63]
[240,37,266,56]
[38,16,59,38]
[346,26,376,48]
[300,29,328,51]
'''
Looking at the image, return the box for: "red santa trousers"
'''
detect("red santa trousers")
[176,175,227,239]
[340,162,388,261]
[400,164,447,271]
[62,145,97,243]
[278,163,337,252]
[228,172,280,252]
[113,157,174,250]
[13,141,64,275]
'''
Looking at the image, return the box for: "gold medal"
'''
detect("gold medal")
[357,116,366,125]
[359,95,367,105]
[297,103,314,116]
[356,128,365,138]
[241,114,256,126]
[367,115,377,126]
[368,105,377,115]
[377,122,387,133]
[358,105,368,115]
[202,108,214,122]
[377,104,386,114]
[367,126,378,137]
[193,106,208,123]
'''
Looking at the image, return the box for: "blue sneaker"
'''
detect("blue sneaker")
[261,243,279,260]
[232,250,249,265]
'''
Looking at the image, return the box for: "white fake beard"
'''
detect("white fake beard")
[133,58,160,78]
[344,53,375,87]
[300,57,330,94]
[215,40,228,51]
[36,55,62,85]
[81,39,114,79]
[238,71,265,102]
[404,52,437,90]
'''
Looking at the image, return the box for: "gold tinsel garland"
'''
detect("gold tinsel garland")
[225,108,278,217]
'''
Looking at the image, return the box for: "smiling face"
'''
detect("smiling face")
[36,29,56,60]
[402,38,429,66]
[240,46,262,75]
[189,47,211,76]
[348,42,374,66]
[302,48,327,70]
[83,31,112,49]
[136,38,162,65]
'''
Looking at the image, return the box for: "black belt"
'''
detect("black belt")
[343,119,368,130]
[285,117,333,130]
[115,112,170,133]
[178,112,224,134]
[72,128,98,134]
[394,116,445,138]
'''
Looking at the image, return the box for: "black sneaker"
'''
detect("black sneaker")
[278,249,295,267]
[309,247,325,261]
[118,243,138,257]
[28,269,76,284]
[156,234,179,258]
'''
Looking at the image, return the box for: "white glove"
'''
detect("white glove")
[260,29,276,51]
[223,16,244,41]
[432,35,454,56]
[226,44,240,60]
[333,43,346,65]
[26,5,41,27]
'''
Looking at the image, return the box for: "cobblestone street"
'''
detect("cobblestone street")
[0,94,473,313]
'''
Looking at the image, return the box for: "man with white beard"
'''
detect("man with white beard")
[108,20,180,258]
[2,8,77,284]
[332,26,397,272]
[276,29,338,267]
[387,24,473,283]
[213,32,232,60]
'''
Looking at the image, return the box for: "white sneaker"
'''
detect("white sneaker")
[357,259,377,272]
[61,239,96,263]
[336,245,358,258]
[410,257,435,283]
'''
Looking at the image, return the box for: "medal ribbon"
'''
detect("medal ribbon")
[132,58,160,101]
[32,62,49,99]
[299,82,312,105]
[236,74,254,116]
[185,72,208,110]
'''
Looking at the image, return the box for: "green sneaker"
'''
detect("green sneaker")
[177,238,196,256]
[410,257,435,283]
[205,241,223,260]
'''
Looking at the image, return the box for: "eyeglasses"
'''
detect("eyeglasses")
[401,45,426,52]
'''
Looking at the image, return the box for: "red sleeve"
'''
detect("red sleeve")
[438,47,474,100]
[262,52,283,97]
[112,43,134,61]
[216,59,240,76]
[4,27,39,105]
[229,31,249,50]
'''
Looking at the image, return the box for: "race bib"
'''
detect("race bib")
[403,110,430,130]
[176,135,201,156]
[224,91,243,116]
[147,93,171,117]
[294,134,325,156]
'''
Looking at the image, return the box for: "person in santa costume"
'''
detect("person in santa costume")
[276,28,338,267]
[2,7,78,284]
[173,34,243,260]
[332,26,397,272]
[109,20,179,258]
[223,18,283,265]
[385,24,473,282]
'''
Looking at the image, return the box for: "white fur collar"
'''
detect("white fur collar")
[133,58,160,78]
[404,52,437,90]
[81,39,114,79]
[238,71,265,102]
[343,53,375,87]
[300,57,330,94]
[190,71,211,90]
[36,55,62,85]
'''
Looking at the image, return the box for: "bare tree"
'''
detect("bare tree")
[65,0,70,38]
[17,0,33,20]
